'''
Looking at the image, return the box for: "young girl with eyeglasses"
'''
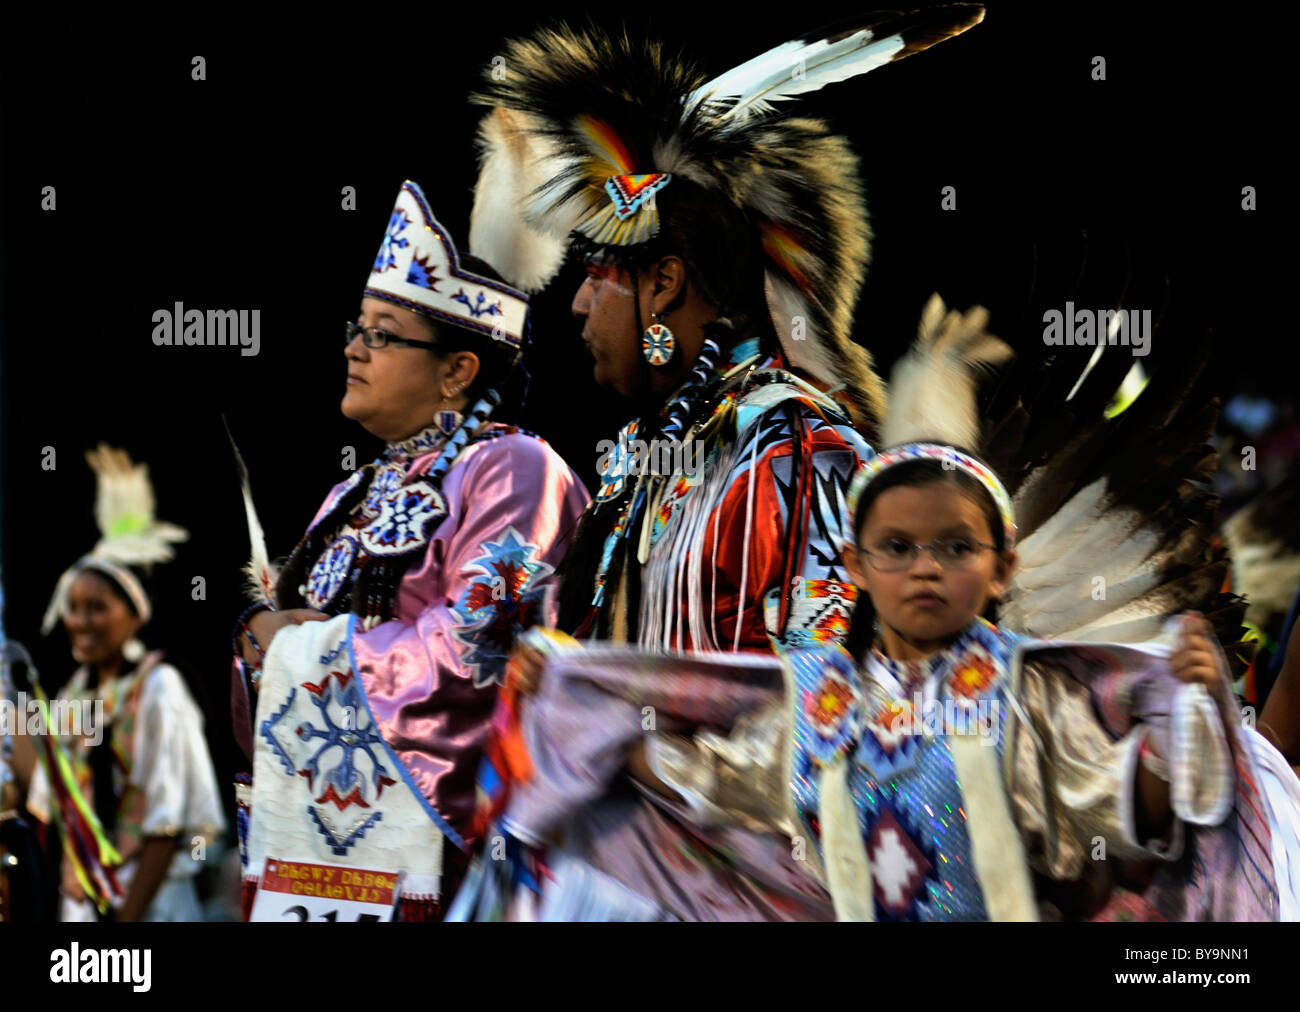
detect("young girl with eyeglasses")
[454,278,1300,920]
[810,442,1283,919]
[463,437,1299,921]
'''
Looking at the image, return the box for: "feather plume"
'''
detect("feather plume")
[1222,471,1300,628]
[691,6,985,126]
[85,444,188,566]
[881,293,1012,449]
[469,108,571,292]
[469,18,984,437]
[41,446,188,635]
[222,416,277,606]
[982,306,1246,661]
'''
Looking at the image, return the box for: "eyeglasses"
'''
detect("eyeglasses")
[345,321,440,351]
[855,537,997,573]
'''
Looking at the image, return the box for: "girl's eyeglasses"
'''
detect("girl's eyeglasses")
[855,536,997,572]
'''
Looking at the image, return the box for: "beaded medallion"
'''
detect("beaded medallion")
[358,480,448,558]
[304,534,358,611]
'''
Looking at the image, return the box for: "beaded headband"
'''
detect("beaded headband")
[42,556,152,635]
[845,443,1017,548]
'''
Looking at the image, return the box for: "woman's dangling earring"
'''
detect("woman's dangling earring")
[438,382,464,434]
[642,312,675,367]
[123,638,145,663]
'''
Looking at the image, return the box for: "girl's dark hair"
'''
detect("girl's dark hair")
[843,450,1011,661]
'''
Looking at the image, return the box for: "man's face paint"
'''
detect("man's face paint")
[572,248,648,397]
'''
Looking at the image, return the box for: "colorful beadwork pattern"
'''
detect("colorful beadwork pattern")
[786,620,1019,920]
[260,668,398,856]
[362,463,408,514]
[406,253,442,290]
[373,209,411,273]
[949,642,999,699]
[358,480,449,558]
[451,289,503,319]
[650,471,697,547]
[304,534,358,611]
[642,322,675,366]
[802,661,863,766]
[595,418,640,503]
[388,423,448,462]
[769,578,858,649]
[451,528,555,688]
[605,173,672,220]
[846,443,1017,547]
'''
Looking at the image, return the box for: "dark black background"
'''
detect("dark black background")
[0,3,1286,828]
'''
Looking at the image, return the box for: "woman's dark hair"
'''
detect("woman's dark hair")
[842,450,1011,661]
[74,563,147,620]
[424,252,527,422]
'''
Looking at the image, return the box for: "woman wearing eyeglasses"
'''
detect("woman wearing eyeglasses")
[230,180,588,921]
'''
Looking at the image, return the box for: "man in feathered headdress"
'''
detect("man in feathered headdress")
[454,10,987,919]
[469,9,985,655]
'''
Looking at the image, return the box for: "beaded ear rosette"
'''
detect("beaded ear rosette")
[845,443,1017,549]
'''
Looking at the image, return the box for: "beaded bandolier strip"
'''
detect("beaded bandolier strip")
[574,327,734,636]
[573,325,867,650]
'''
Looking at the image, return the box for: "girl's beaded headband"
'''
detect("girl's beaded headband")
[846,443,1017,548]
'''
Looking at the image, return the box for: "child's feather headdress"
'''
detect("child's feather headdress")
[41,445,188,634]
